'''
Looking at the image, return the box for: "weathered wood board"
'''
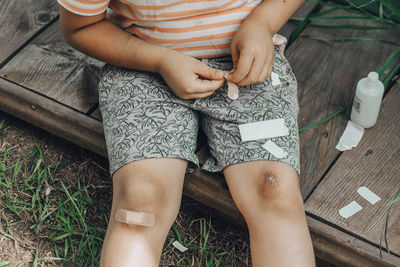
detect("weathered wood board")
[307,215,400,267]
[306,84,400,258]
[1,0,399,265]
[286,8,400,198]
[0,78,107,156]
[0,0,58,65]
[277,1,319,43]
[0,22,104,113]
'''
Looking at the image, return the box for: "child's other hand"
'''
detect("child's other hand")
[228,18,275,86]
[158,51,225,99]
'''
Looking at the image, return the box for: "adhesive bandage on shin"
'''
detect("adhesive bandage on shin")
[115,209,155,227]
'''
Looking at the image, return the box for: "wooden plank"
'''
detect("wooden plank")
[285,8,400,197]
[0,78,106,156]
[0,22,104,113]
[305,84,400,257]
[277,1,318,40]
[0,0,58,65]
[307,215,400,267]
[90,107,102,121]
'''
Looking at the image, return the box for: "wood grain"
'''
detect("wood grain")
[0,0,58,65]
[306,84,400,257]
[308,215,400,266]
[277,1,319,42]
[285,8,400,197]
[0,78,106,156]
[0,22,104,113]
[90,107,102,121]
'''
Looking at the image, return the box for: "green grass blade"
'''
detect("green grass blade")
[310,0,399,26]
[291,15,373,21]
[345,0,378,9]
[172,224,182,243]
[383,62,400,87]
[301,35,400,46]
[299,106,345,133]
[381,187,400,254]
[377,46,400,77]
[381,0,400,18]
[305,23,389,30]
[59,180,88,232]
[287,1,326,48]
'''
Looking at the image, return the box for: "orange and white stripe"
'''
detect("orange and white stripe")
[58,0,263,57]
[58,0,110,16]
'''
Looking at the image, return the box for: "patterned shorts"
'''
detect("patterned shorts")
[98,47,300,177]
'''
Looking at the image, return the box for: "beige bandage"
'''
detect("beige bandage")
[115,209,155,227]
[223,71,239,100]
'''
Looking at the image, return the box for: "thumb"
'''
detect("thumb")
[196,62,224,80]
[230,44,239,70]
[227,44,239,81]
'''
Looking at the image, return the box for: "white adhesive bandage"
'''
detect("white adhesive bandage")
[336,120,364,151]
[338,201,362,219]
[223,71,239,100]
[172,240,188,252]
[262,140,287,158]
[115,209,155,227]
[270,72,281,86]
[238,118,289,142]
[357,186,381,204]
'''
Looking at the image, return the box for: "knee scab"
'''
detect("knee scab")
[258,172,279,199]
[265,174,277,187]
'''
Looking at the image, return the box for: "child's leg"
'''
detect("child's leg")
[223,160,315,267]
[100,158,187,267]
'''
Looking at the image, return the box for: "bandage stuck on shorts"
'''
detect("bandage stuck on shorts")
[115,209,155,227]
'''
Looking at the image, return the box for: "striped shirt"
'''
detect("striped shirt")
[58,0,285,58]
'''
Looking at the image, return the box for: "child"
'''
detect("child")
[58,0,315,266]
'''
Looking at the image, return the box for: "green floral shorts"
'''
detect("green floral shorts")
[98,47,300,177]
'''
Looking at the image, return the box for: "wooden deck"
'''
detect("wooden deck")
[1,1,399,266]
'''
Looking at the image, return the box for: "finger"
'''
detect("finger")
[228,51,253,84]
[231,44,239,70]
[195,62,224,80]
[237,54,266,86]
[258,53,274,83]
[196,77,225,92]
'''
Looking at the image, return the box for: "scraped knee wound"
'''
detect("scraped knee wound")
[265,174,277,187]
[115,209,155,227]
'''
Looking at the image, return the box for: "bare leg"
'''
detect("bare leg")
[224,161,315,267]
[100,158,187,267]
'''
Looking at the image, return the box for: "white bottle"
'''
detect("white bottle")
[350,72,384,128]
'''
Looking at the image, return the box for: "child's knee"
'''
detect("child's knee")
[244,164,304,219]
[112,170,179,225]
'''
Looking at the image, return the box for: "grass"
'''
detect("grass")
[0,120,106,265]
[0,119,249,266]
[168,217,231,266]
[1,0,400,265]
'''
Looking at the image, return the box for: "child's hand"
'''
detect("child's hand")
[158,51,225,99]
[228,18,275,86]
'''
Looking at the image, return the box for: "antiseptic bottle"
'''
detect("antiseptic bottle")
[350,72,384,128]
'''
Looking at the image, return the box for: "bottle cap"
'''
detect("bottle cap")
[367,72,379,83]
